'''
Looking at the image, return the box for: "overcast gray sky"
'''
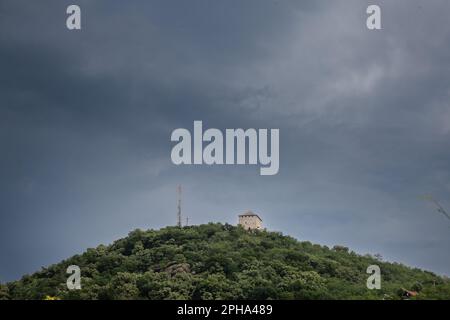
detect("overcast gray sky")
[1,0,450,282]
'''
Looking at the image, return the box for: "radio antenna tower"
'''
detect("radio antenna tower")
[177,185,182,227]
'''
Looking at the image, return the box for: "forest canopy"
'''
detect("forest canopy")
[2,223,449,300]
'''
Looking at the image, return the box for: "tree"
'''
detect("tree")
[0,283,9,300]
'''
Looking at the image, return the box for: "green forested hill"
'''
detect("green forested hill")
[1,223,449,300]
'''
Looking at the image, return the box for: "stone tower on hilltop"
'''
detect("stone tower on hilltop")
[238,211,263,230]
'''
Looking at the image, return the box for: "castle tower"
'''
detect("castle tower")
[238,211,263,230]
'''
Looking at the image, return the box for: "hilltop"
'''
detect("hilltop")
[1,223,449,300]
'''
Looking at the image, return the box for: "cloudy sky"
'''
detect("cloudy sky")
[1,0,450,282]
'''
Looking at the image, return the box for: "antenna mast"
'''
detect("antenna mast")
[177,185,182,227]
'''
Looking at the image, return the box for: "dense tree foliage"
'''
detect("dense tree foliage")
[4,223,450,300]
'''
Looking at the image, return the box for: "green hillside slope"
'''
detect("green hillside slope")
[1,223,449,300]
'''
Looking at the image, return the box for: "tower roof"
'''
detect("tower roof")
[238,210,262,221]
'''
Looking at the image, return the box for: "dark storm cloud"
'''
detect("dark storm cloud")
[1,0,450,281]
